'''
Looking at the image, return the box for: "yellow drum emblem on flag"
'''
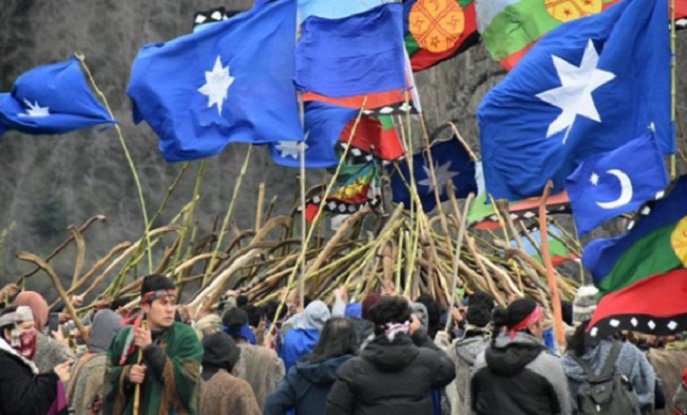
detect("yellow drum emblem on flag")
[545,0,602,22]
[671,217,687,265]
[409,0,465,53]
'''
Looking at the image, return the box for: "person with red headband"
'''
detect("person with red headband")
[470,297,571,415]
[0,305,72,415]
[104,274,203,415]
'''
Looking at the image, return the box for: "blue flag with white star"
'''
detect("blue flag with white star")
[478,0,672,201]
[567,131,668,236]
[388,137,477,212]
[270,101,357,169]
[0,56,115,137]
[128,0,303,162]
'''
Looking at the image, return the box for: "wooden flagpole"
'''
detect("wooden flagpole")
[670,0,677,179]
[76,54,154,274]
[299,141,307,309]
[538,180,566,350]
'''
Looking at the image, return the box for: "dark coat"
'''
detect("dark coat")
[470,332,571,415]
[264,355,354,415]
[0,345,61,415]
[325,332,455,415]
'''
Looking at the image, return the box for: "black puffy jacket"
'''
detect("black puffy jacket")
[325,332,455,415]
[0,344,63,415]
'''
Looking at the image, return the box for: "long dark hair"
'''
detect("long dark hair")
[303,317,359,362]
[568,319,594,357]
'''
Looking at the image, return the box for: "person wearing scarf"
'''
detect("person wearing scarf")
[470,297,571,415]
[326,296,455,415]
[104,274,203,415]
[0,306,71,415]
[14,291,75,373]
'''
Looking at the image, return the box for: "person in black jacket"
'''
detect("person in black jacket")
[264,317,359,415]
[470,297,571,415]
[0,306,72,415]
[325,296,456,415]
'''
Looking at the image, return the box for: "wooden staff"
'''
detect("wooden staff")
[133,320,147,415]
[538,181,566,350]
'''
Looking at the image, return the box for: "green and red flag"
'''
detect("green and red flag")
[475,0,619,70]
[583,175,687,338]
[469,189,571,230]
[403,0,481,71]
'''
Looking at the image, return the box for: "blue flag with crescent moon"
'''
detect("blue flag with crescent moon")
[567,131,669,236]
[478,0,672,201]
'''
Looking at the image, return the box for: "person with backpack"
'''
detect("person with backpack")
[560,320,656,415]
[470,297,571,415]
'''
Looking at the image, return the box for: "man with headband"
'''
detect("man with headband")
[470,297,571,415]
[104,274,203,415]
[0,305,72,414]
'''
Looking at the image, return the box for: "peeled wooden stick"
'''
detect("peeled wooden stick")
[68,226,86,288]
[445,193,474,331]
[19,215,106,284]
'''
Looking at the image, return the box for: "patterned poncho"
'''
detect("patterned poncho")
[104,322,203,415]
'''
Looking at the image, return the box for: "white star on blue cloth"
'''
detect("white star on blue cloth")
[19,99,50,118]
[536,40,616,142]
[418,161,460,194]
[198,56,235,116]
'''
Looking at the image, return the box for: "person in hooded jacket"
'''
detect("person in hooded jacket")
[0,306,72,415]
[200,331,262,415]
[325,296,456,415]
[67,309,123,415]
[264,317,358,415]
[280,300,331,372]
[470,297,571,415]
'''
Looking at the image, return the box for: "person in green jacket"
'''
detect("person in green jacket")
[104,274,203,415]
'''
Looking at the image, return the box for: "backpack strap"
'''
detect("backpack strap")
[598,341,622,380]
[569,341,622,382]
[570,352,598,381]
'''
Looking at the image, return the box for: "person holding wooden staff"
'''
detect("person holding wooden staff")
[104,274,203,415]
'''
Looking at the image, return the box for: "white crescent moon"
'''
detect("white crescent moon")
[596,169,633,210]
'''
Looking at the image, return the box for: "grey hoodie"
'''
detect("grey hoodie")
[90,309,122,354]
[293,300,331,331]
[560,340,656,415]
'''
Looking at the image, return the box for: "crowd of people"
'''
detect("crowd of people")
[1,274,687,415]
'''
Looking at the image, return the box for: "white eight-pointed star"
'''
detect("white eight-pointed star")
[418,161,460,194]
[536,40,616,142]
[19,99,50,118]
[276,141,307,159]
[198,56,235,116]
[590,172,600,186]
